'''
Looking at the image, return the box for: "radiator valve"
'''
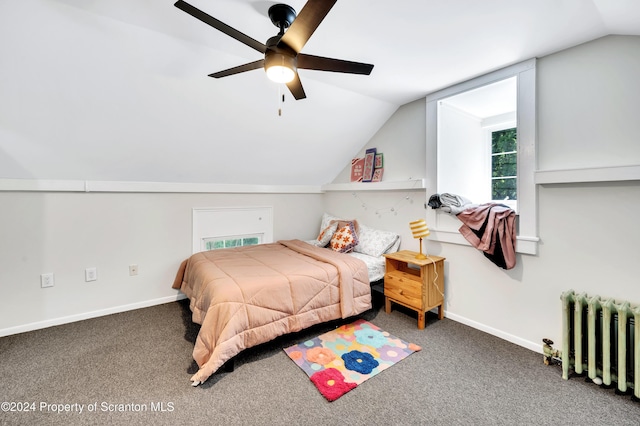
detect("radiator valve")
[542,338,560,365]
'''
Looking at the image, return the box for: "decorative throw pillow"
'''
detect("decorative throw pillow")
[319,213,359,236]
[317,222,339,247]
[329,221,359,253]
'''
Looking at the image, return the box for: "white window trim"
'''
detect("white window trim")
[426,59,539,255]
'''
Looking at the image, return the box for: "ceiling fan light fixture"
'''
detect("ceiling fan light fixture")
[266,64,295,83]
[264,51,297,83]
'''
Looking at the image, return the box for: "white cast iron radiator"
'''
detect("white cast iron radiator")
[561,290,640,398]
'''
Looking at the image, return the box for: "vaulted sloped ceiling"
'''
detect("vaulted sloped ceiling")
[1,0,639,185]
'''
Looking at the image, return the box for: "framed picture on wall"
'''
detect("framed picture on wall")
[350,158,365,182]
[371,168,384,182]
[374,153,384,169]
[362,148,377,182]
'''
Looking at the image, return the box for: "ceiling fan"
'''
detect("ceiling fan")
[174,0,374,100]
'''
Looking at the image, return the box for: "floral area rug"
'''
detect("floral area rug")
[283,319,421,401]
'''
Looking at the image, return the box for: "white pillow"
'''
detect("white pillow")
[354,224,399,257]
[316,222,339,247]
[386,235,401,253]
[319,212,342,233]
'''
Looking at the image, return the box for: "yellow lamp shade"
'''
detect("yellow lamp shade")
[410,219,430,239]
[410,219,430,259]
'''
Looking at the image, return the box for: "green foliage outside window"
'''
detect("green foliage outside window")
[205,237,260,251]
[206,240,225,250]
[491,128,517,201]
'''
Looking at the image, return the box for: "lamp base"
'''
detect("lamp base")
[415,237,427,259]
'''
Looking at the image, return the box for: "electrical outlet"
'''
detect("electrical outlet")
[41,273,54,288]
[129,264,138,276]
[85,267,97,282]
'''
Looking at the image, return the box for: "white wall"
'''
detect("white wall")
[328,99,428,248]
[437,103,486,199]
[327,35,640,353]
[0,191,323,335]
[537,35,640,170]
[332,99,425,185]
[322,190,428,253]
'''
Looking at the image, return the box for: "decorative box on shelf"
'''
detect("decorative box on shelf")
[383,250,446,330]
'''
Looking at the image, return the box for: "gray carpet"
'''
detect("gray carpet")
[1,299,638,426]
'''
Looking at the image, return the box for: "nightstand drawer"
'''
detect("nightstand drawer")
[384,271,422,309]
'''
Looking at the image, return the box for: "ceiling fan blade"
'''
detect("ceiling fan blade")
[286,73,307,100]
[279,0,337,54]
[208,60,265,78]
[298,54,374,75]
[175,0,266,54]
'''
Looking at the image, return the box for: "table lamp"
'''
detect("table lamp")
[409,219,430,259]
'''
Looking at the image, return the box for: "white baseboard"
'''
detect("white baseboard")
[444,311,543,354]
[0,293,187,337]
[2,296,543,357]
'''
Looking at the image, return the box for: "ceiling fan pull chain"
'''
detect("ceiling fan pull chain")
[278,85,283,116]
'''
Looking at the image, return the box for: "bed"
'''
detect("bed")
[173,213,400,385]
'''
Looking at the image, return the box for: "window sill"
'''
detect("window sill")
[430,229,539,255]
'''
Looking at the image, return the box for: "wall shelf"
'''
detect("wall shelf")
[0,178,427,194]
[534,165,640,185]
[321,179,425,192]
[0,179,324,194]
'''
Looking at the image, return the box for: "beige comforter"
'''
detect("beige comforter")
[172,239,371,384]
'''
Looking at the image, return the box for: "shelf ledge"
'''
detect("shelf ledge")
[534,165,640,185]
[0,179,324,194]
[321,179,425,192]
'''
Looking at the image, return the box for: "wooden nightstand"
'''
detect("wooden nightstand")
[383,250,446,329]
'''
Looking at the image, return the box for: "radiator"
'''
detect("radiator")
[561,290,640,398]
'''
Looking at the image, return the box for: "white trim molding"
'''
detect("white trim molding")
[0,178,323,194]
[321,179,425,192]
[0,294,186,337]
[534,164,640,184]
[444,310,542,354]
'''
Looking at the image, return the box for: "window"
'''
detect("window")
[192,207,273,254]
[426,59,539,254]
[490,126,517,208]
[203,234,262,250]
